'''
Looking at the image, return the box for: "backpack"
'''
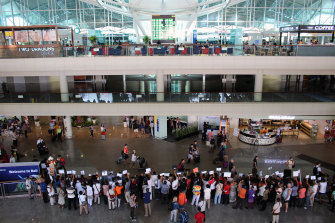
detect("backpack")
[313,166,318,175]
[167,202,173,211]
[180,210,189,223]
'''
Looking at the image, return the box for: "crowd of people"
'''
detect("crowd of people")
[23,151,335,223]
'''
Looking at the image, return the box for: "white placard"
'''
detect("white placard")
[275,171,279,175]
[239,173,243,177]
[224,172,231,178]
[67,171,72,174]
[80,170,85,175]
[164,173,170,177]
[209,171,214,175]
[122,170,127,174]
[93,48,99,52]
[18,95,24,99]
[178,47,184,51]
[72,170,76,175]
[102,171,108,176]
[265,175,269,179]
[216,168,222,172]
[117,173,122,177]
[259,171,263,176]
[135,48,140,51]
[311,176,316,180]
[201,171,207,174]
[58,169,64,174]
[305,175,310,179]
[177,172,181,175]
[146,168,151,173]
[278,172,284,178]
[293,171,299,177]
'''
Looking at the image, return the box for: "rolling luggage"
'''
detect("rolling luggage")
[194,155,200,163]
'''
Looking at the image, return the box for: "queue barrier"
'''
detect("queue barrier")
[0,180,39,200]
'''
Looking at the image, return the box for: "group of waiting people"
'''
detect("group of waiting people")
[26,160,335,223]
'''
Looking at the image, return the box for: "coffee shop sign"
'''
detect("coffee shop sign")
[19,47,55,52]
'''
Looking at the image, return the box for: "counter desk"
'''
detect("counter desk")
[239,131,276,146]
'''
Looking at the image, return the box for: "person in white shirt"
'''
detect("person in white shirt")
[214,181,223,205]
[93,181,101,204]
[47,183,55,205]
[204,185,211,209]
[75,180,84,194]
[107,185,116,210]
[131,150,137,168]
[272,198,282,223]
[310,181,319,207]
[86,185,93,206]
[197,199,206,220]
[78,191,89,215]
[171,177,179,197]
[150,121,154,136]
[151,172,158,199]
[9,155,15,163]
[317,179,327,204]
[26,176,33,199]
[66,187,76,210]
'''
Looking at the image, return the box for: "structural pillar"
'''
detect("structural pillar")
[59,75,69,102]
[139,81,145,94]
[63,115,72,139]
[185,80,191,93]
[154,116,167,139]
[202,74,206,92]
[123,75,126,93]
[254,72,263,102]
[156,74,164,101]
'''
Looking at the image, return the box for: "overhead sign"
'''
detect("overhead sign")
[280,25,335,32]
[279,26,299,32]
[0,162,40,182]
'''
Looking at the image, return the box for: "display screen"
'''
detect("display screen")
[152,15,175,43]
[28,30,42,42]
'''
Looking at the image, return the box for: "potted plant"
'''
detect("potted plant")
[88,35,98,46]
[143,35,150,45]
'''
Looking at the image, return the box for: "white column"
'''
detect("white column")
[59,75,69,102]
[202,74,206,92]
[139,81,145,94]
[63,115,72,139]
[154,116,167,139]
[254,72,263,101]
[123,75,126,93]
[156,74,164,101]
[185,80,191,93]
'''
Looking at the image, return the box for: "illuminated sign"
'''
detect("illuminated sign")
[268,115,295,120]
[281,25,335,32]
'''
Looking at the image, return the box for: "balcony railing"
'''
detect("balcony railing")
[1,44,335,58]
[0,92,334,103]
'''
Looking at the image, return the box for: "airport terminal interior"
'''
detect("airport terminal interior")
[0,0,335,223]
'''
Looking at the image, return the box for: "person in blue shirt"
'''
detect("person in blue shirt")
[40,180,48,203]
[170,196,180,223]
[180,207,189,223]
[143,188,151,217]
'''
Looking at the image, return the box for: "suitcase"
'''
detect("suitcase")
[194,155,200,163]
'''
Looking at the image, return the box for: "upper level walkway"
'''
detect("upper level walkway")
[1,44,335,59]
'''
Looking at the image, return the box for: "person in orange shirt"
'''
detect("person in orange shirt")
[233,181,247,209]
[178,190,187,208]
[114,182,124,208]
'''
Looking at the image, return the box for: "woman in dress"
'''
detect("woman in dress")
[229,180,237,204]
[57,185,65,208]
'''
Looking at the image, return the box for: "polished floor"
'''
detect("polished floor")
[1,118,335,222]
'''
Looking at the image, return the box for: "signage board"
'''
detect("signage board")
[152,15,176,43]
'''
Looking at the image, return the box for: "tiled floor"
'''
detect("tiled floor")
[1,118,335,222]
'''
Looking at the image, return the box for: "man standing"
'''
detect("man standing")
[192,183,201,206]
[26,176,33,199]
[143,188,151,217]
[195,207,205,223]
[89,125,94,137]
[129,193,137,221]
[66,187,77,210]
[204,185,211,209]
[233,181,247,209]
[272,198,282,223]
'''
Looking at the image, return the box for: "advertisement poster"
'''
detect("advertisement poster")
[42,29,57,41]
[14,31,29,43]
[28,30,42,42]
[0,162,40,193]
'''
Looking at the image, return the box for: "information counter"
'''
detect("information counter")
[239,131,276,146]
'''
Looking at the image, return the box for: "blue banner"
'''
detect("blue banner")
[193,29,197,44]
[0,162,40,193]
